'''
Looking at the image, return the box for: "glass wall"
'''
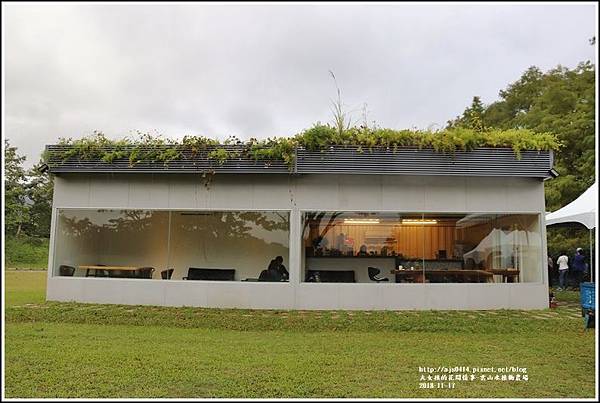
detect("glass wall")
[53,209,290,282]
[168,211,290,281]
[302,211,542,283]
[53,209,169,279]
[52,209,541,283]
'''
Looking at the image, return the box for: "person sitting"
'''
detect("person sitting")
[258,267,275,281]
[259,256,288,282]
[357,244,368,256]
[272,255,289,280]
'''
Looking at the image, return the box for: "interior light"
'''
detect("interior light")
[343,218,380,224]
[402,219,438,225]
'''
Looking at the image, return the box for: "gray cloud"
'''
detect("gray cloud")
[3,2,596,166]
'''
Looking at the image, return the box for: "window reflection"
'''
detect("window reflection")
[302,212,542,284]
[52,209,541,284]
[53,209,290,282]
[168,211,290,281]
[53,209,169,279]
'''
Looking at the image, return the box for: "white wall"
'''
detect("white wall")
[47,173,549,310]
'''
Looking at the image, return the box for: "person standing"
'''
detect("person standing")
[548,256,556,286]
[556,252,569,290]
[572,248,586,289]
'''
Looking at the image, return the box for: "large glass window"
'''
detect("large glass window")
[450,213,543,283]
[53,209,169,279]
[302,212,425,283]
[53,209,541,283]
[168,211,290,281]
[53,209,290,282]
[302,211,542,284]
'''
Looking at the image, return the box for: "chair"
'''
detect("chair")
[59,265,76,277]
[94,264,108,277]
[368,267,389,282]
[464,258,476,270]
[136,267,155,279]
[161,268,174,279]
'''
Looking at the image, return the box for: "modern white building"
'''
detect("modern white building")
[44,145,556,310]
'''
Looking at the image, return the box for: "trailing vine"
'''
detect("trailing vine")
[43,124,561,173]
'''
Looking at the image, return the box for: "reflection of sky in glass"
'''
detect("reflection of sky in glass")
[247,223,288,247]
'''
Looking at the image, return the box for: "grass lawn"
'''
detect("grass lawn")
[4,271,596,398]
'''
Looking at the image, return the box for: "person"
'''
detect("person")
[258,266,273,281]
[335,233,346,254]
[259,261,280,282]
[556,251,569,290]
[357,244,368,256]
[259,256,288,282]
[548,256,556,286]
[571,248,586,289]
[271,255,289,280]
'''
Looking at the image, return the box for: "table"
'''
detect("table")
[391,269,494,283]
[391,269,425,283]
[79,265,145,278]
[487,269,520,283]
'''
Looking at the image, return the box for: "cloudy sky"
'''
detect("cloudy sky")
[3,2,597,166]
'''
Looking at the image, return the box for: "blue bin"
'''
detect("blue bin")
[580,282,595,311]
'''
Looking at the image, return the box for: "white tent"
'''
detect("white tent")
[546,182,597,229]
[545,182,597,281]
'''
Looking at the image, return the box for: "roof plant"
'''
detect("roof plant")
[43,124,561,172]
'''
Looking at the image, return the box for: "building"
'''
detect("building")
[44,145,555,310]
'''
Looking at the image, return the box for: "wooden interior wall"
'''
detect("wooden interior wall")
[311,223,457,259]
[421,225,456,259]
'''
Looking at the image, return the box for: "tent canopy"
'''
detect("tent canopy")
[546,182,597,229]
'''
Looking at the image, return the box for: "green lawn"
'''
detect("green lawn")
[4,271,596,398]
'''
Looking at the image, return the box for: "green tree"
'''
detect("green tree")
[23,161,54,238]
[447,96,487,131]
[450,62,595,211]
[450,61,596,260]
[4,139,30,237]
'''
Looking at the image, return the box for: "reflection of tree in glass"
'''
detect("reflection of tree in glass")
[59,210,160,237]
[177,211,289,240]
[106,210,156,232]
[59,210,289,242]
[59,214,96,238]
[174,211,290,264]
[302,212,344,242]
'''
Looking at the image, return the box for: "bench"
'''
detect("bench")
[183,267,236,281]
[306,269,355,283]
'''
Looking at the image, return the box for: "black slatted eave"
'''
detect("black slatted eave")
[44,145,554,178]
[296,147,552,177]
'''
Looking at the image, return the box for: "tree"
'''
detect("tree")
[447,96,486,131]
[449,62,595,211]
[23,161,54,238]
[450,62,596,259]
[4,139,29,237]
